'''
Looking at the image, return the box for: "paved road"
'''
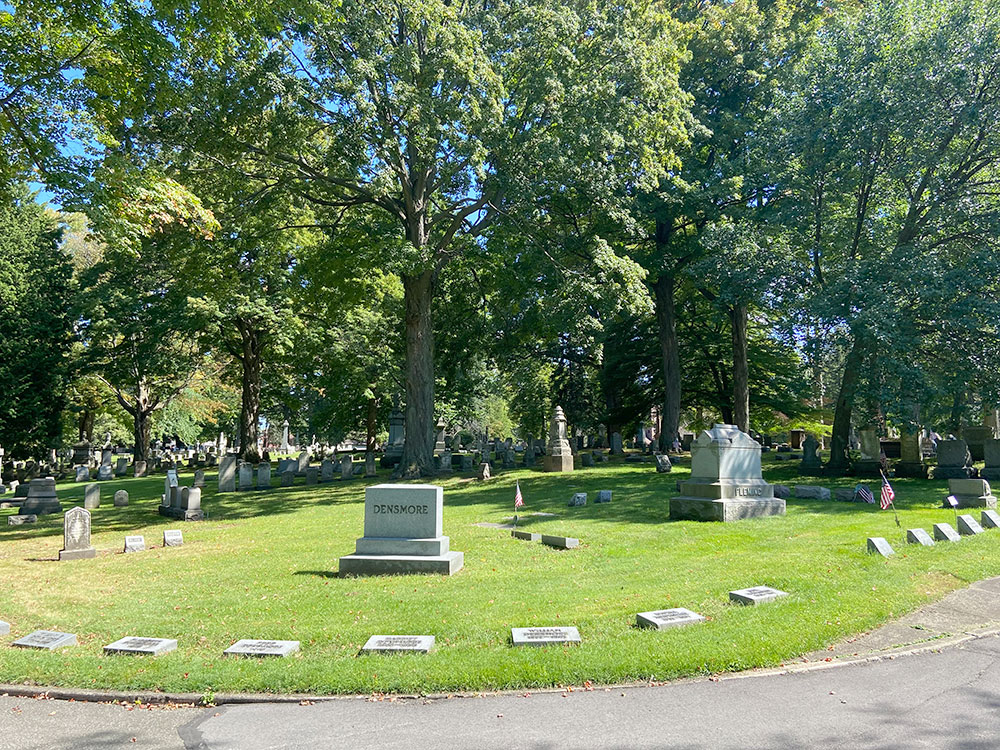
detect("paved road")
[4,636,1000,749]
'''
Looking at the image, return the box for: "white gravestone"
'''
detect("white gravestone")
[124,535,146,553]
[12,630,77,650]
[511,626,581,647]
[671,425,785,522]
[729,586,788,605]
[907,528,935,546]
[957,514,984,536]
[104,637,177,656]
[224,639,300,657]
[933,523,961,542]
[361,635,435,653]
[59,506,96,561]
[982,510,1000,529]
[867,537,895,557]
[163,529,183,547]
[338,484,464,575]
[636,608,705,630]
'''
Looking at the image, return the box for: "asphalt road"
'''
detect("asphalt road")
[4,636,1000,749]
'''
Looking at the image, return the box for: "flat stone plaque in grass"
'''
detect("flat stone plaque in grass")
[12,630,76,650]
[103,637,177,656]
[568,493,587,507]
[0,621,10,636]
[541,535,579,549]
[511,626,581,647]
[224,639,300,658]
[933,523,961,542]
[957,514,984,536]
[361,635,434,653]
[907,528,935,546]
[163,530,183,547]
[729,586,788,606]
[596,490,612,503]
[867,537,894,557]
[512,530,540,542]
[8,515,36,525]
[124,535,145,553]
[636,608,705,630]
[983,510,1000,529]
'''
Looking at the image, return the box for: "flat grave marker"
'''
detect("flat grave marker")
[541,534,579,549]
[933,523,961,542]
[636,608,705,630]
[729,586,788,606]
[957,514,984,536]
[360,635,435,654]
[124,535,146,554]
[867,537,895,557]
[8,515,36,526]
[103,636,177,656]
[906,528,935,546]
[224,639,300,658]
[163,529,183,547]
[511,626,582,647]
[512,530,541,542]
[12,630,77,650]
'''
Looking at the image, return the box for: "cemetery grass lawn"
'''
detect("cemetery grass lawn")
[1,460,999,696]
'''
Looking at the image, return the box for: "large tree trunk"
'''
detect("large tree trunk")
[238,323,263,463]
[365,394,377,463]
[654,273,682,451]
[731,303,749,432]
[397,270,436,478]
[134,408,152,463]
[827,336,866,475]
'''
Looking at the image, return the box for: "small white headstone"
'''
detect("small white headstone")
[729,586,788,605]
[933,523,961,542]
[568,492,587,507]
[163,530,183,547]
[224,639,300,657]
[957,514,984,536]
[867,537,894,557]
[636,608,705,630]
[104,636,177,656]
[511,626,581,647]
[124,535,146,553]
[906,528,935,546]
[12,630,77,650]
[541,535,579,549]
[982,510,1000,529]
[360,635,434,653]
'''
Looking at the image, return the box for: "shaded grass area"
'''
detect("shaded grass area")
[0,457,997,696]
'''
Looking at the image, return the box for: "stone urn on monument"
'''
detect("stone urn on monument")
[543,406,574,473]
[669,424,785,522]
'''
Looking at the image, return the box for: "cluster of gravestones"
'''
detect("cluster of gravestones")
[868,509,1000,557]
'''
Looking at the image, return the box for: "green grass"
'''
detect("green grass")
[1,457,997,696]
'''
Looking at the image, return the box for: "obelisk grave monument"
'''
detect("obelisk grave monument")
[669,424,785,522]
[543,406,574,473]
[338,484,464,575]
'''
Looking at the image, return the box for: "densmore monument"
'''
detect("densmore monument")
[338,484,464,575]
[669,424,785,522]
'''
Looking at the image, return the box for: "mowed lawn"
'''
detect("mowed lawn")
[1,458,999,697]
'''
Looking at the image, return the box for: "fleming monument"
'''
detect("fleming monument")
[669,424,785,522]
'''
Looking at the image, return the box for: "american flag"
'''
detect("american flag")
[856,484,874,504]
[880,473,895,510]
[514,481,524,509]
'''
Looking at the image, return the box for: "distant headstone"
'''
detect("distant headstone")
[59,506,96,561]
[789,429,805,450]
[946,478,997,508]
[895,429,927,478]
[933,523,961,542]
[74,466,89,483]
[800,435,823,475]
[541,535,579,549]
[341,455,354,480]
[238,462,254,491]
[478,462,491,480]
[511,626,581,647]
[218,455,237,492]
[281,470,295,487]
[636,608,705,630]
[225,639,300,658]
[867,537,894,557]
[84,483,100,509]
[297,451,310,475]
[982,439,1000,481]
[934,440,973,480]
[361,635,434,654]
[654,453,672,473]
[729,586,788,605]
[193,470,205,488]
[581,452,594,468]
[596,490,612,504]
[163,529,183,547]
[569,492,586,507]
[124,535,146,553]
[982,510,1000,529]
[772,484,791,499]
[543,406,574,473]
[8,514,36,525]
[963,425,996,462]
[957,514,984,536]
[906,528,935,546]
[439,451,453,473]
[794,485,831,501]
[306,467,319,485]
[338,484,464,576]
[610,432,623,455]
[103,637,177,656]
[256,462,271,490]
[133,460,148,478]
[96,464,113,481]
[12,630,77,650]
[19,477,62,515]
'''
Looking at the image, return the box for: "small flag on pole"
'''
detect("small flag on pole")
[514,481,524,509]
[880,473,895,510]
[856,484,874,504]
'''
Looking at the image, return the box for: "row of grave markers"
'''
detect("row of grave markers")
[0,585,788,656]
[867,510,1000,557]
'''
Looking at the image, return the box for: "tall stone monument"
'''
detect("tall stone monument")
[338,484,464,575]
[382,409,405,468]
[982,439,1000,481]
[854,426,882,477]
[799,434,823,476]
[59,506,96,561]
[935,439,973,479]
[543,406,574,473]
[963,425,995,462]
[895,427,928,478]
[18,477,62,515]
[669,424,785,522]
[218,455,237,492]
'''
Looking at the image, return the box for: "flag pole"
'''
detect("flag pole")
[881,471,901,528]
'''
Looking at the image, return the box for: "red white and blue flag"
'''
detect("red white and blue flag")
[880,473,895,510]
[514,481,524,509]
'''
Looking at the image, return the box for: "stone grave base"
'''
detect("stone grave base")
[543,454,574,472]
[950,494,998,509]
[893,460,928,479]
[157,506,204,521]
[799,462,824,476]
[852,459,882,478]
[339,551,464,576]
[669,496,786,523]
[59,547,96,561]
[18,499,62,515]
[980,468,1000,481]
[934,466,973,480]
